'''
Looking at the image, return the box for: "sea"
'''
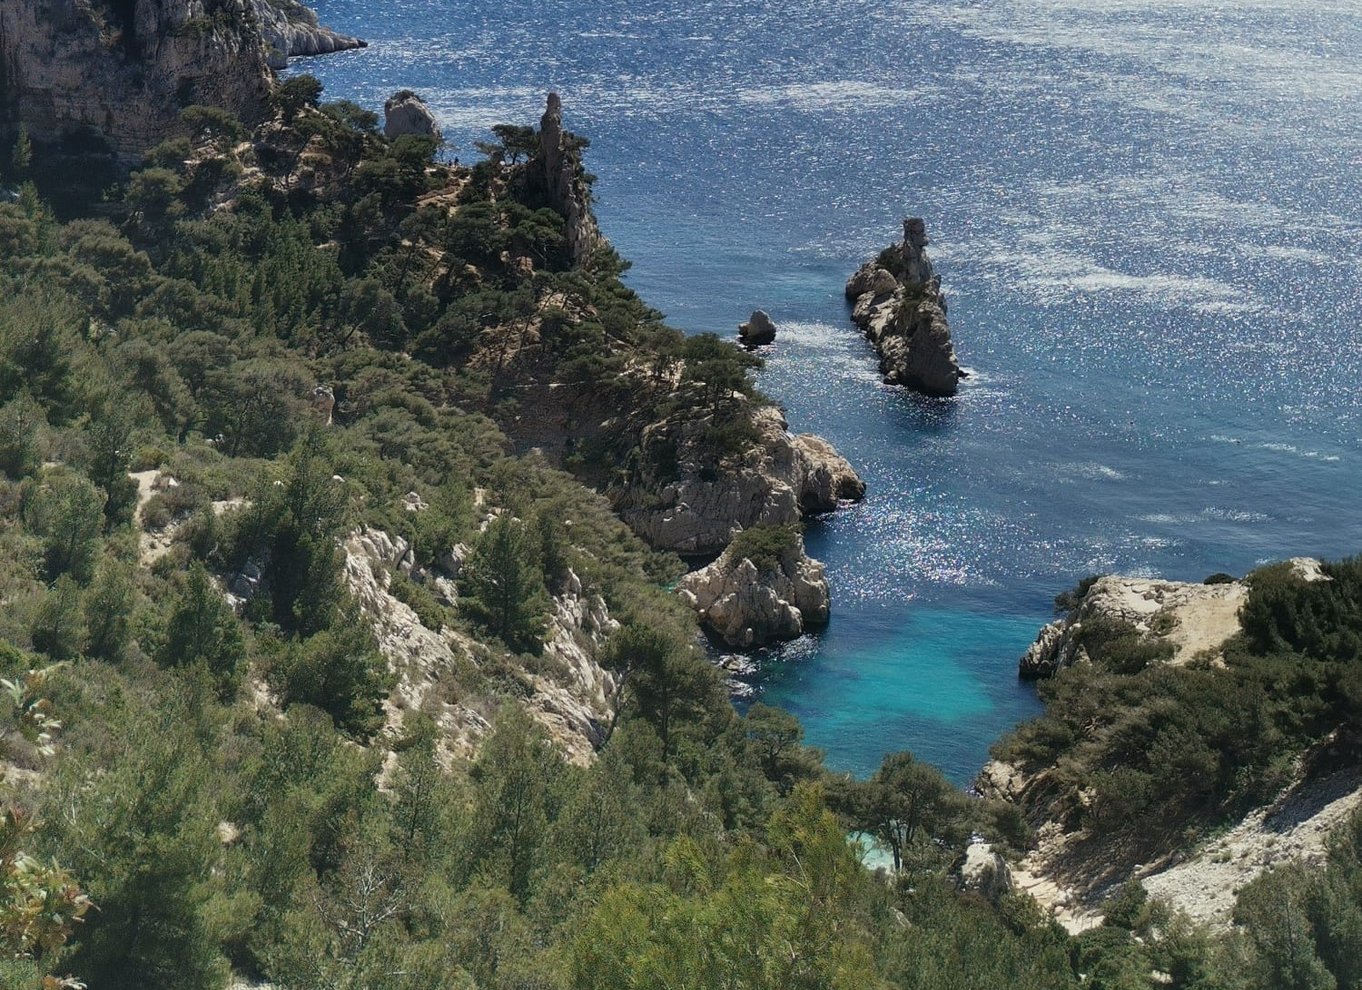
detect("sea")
[293,0,1362,782]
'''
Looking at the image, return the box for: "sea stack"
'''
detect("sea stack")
[677,527,830,648]
[845,218,964,397]
[738,310,777,347]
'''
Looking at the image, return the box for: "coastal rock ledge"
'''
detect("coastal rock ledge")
[1017,559,1327,679]
[249,0,366,69]
[678,529,829,648]
[845,218,964,397]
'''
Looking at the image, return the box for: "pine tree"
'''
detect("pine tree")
[460,515,548,652]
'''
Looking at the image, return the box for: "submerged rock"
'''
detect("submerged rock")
[846,217,964,397]
[738,310,777,347]
[677,529,829,649]
[383,91,441,141]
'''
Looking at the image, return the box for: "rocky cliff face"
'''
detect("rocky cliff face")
[249,0,364,69]
[531,93,603,265]
[617,404,865,557]
[677,531,829,648]
[0,0,272,159]
[846,218,963,397]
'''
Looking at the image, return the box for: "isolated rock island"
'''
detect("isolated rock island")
[846,217,965,397]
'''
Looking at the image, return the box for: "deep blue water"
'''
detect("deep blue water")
[295,0,1362,781]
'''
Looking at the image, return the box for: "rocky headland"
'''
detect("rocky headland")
[677,526,829,648]
[249,0,365,68]
[617,405,864,558]
[846,217,964,397]
[983,557,1362,934]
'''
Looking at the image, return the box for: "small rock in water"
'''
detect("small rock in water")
[738,310,777,347]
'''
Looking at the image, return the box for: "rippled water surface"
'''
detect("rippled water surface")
[298,0,1362,780]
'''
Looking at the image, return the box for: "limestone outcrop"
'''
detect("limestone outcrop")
[738,310,777,347]
[530,93,603,265]
[249,0,365,69]
[343,527,617,766]
[0,0,272,160]
[618,404,865,556]
[677,530,829,648]
[1017,573,1258,678]
[1018,559,1328,678]
[846,218,964,397]
[383,91,440,141]
[953,842,1015,903]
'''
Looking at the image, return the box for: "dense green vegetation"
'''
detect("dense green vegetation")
[0,73,1358,990]
[996,560,1362,851]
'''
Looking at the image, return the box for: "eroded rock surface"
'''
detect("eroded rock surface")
[677,531,829,648]
[618,405,864,556]
[0,0,272,159]
[1018,573,1259,678]
[343,527,616,766]
[530,93,602,265]
[846,218,963,397]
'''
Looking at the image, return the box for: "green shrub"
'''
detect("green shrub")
[726,523,799,575]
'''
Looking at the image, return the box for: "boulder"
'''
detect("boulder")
[311,384,335,425]
[677,530,829,649]
[845,218,964,397]
[954,842,1014,902]
[383,91,441,141]
[738,310,777,347]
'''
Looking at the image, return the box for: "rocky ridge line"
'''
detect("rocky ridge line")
[845,217,964,397]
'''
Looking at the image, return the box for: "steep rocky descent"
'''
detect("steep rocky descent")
[249,0,365,69]
[383,90,440,141]
[529,93,603,265]
[616,404,865,557]
[983,557,1343,933]
[342,527,617,766]
[0,0,272,160]
[677,527,829,648]
[846,218,964,397]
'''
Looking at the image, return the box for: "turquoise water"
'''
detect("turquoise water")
[295,0,1362,781]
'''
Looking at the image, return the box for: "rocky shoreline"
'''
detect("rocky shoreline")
[249,0,367,68]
